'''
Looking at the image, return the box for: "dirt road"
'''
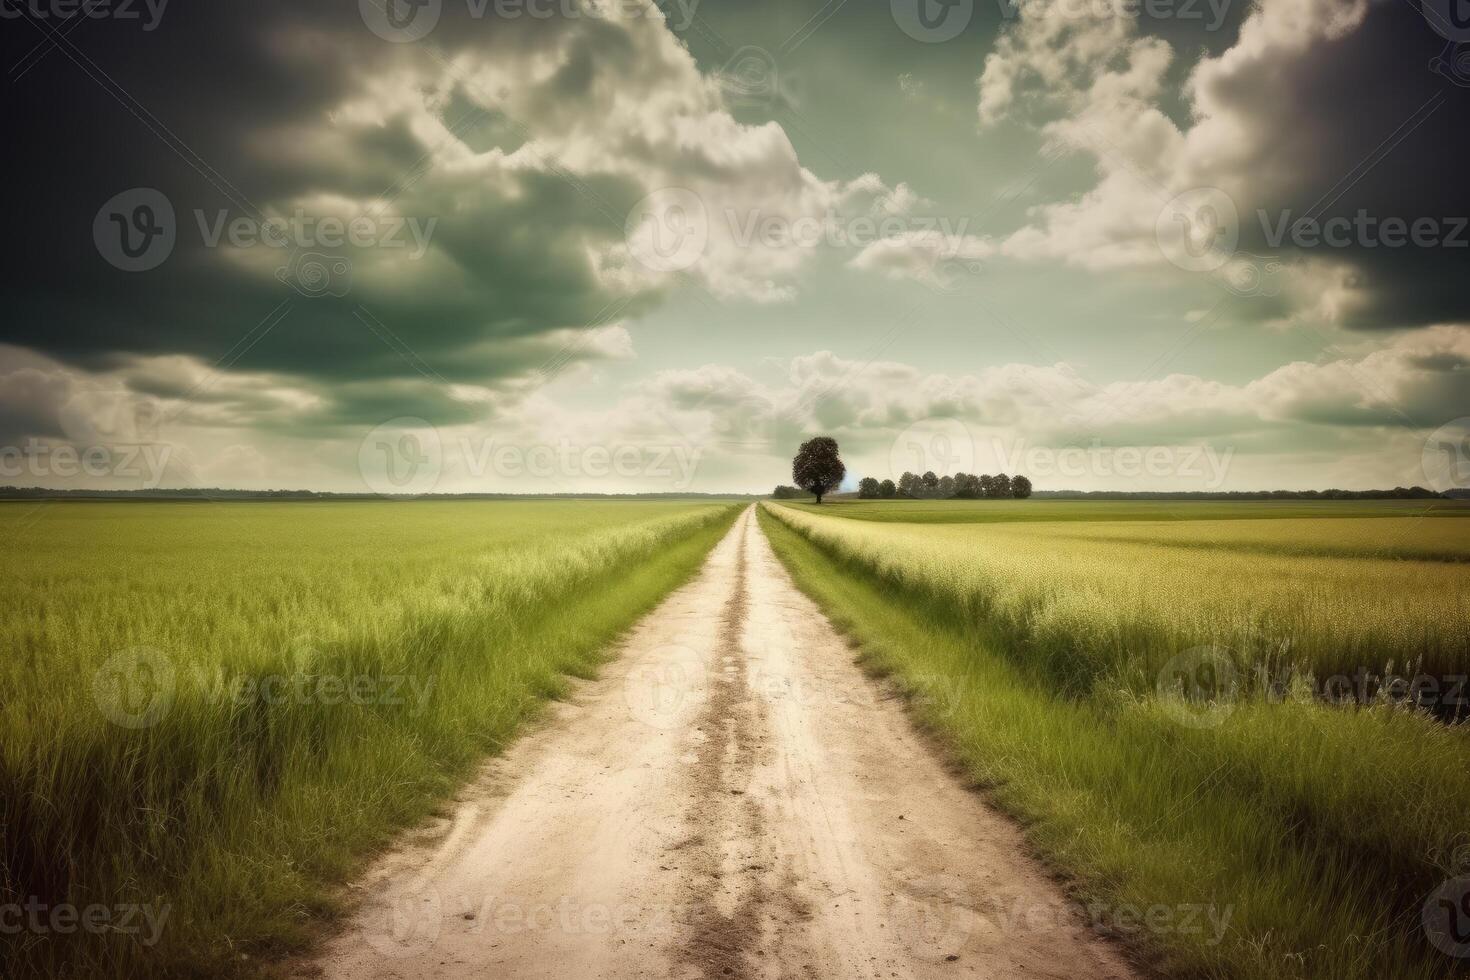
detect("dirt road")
[312,506,1138,980]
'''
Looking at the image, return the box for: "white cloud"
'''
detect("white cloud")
[848,232,995,287]
[978,0,1379,316]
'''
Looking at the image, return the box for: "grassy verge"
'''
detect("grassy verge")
[1,501,742,979]
[759,503,1470,980]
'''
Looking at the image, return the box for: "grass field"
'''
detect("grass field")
[776,500,1470,692]
[761,500,1470,980]
[0,500,742,979]
[783,497,1470,525]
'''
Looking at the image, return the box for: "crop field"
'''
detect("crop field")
[0,500,742,978]
[762,500,1470,980]
[774,500,1470,689]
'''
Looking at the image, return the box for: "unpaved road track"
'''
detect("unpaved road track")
[312,506,1138,980]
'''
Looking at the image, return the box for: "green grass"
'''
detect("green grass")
[758,503,1470,980]
[785,498,1470,524]
[0,500,742,979]
[769,503,1470,691]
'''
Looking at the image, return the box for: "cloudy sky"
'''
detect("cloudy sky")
[2,0,1468,494]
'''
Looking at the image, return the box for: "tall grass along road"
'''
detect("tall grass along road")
[762,500,1470,980]
[0,500,740,979]
[308,506,1136,980]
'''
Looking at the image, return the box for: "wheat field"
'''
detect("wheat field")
[0,500,742,978]
[762,500,1470,980]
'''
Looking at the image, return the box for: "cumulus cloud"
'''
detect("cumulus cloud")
[848,232,994,288]
[978,0,1469,331]
[0,1,900,434]
[596,328,1470,489]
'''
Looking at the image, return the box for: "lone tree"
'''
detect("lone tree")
[792,436,846,504]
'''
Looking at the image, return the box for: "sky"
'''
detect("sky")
[2,0,1469,495]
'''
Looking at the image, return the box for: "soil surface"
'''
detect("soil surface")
[309,506,1139,979]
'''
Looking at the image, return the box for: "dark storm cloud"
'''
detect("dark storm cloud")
[0,2,654,394]
[1216,0,1470,330]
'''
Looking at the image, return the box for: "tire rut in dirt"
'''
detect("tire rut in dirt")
[676,516,768,980]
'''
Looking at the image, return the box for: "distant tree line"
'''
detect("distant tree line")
[856,471,1033,500]
[1030,487,1442,500]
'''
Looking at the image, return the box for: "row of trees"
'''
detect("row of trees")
[784,437,1034,502]
[858,471,1032,499]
